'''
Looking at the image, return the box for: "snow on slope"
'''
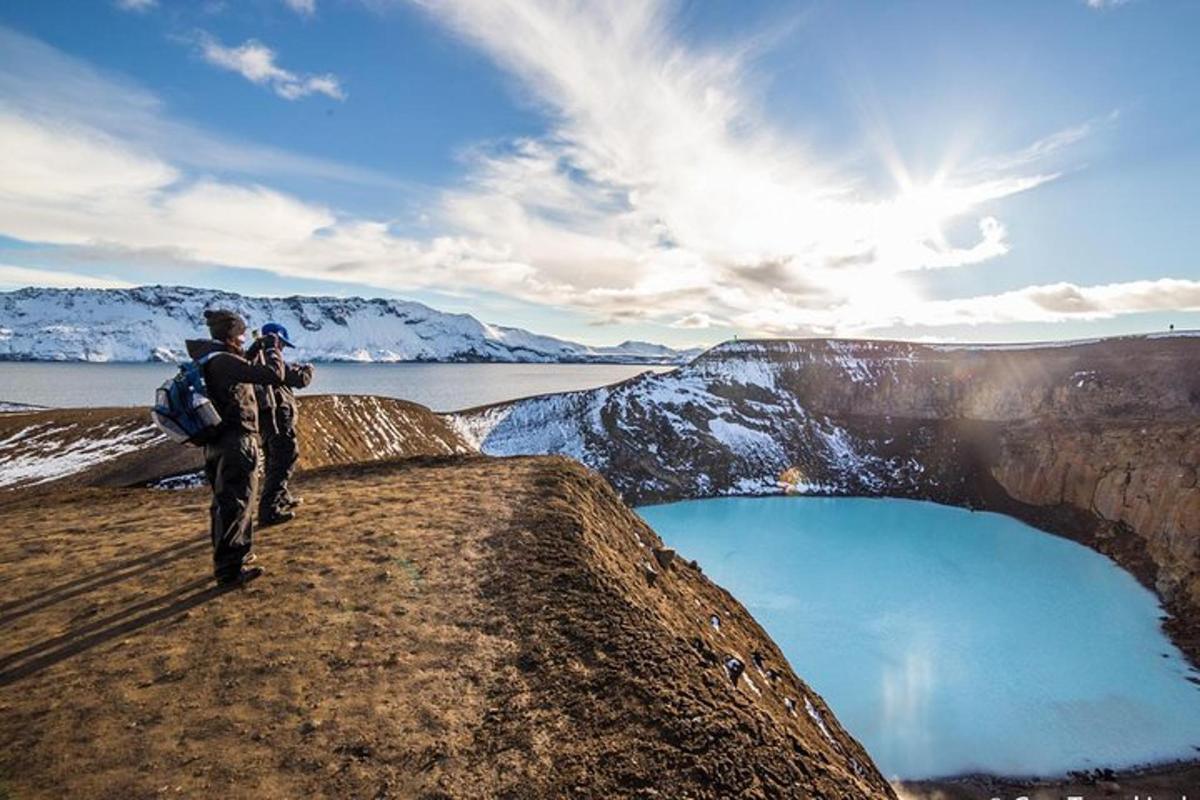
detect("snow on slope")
[0,418,165,487]
[452,333,1200,505]
[449,342,898,501]
[0,286,703,364]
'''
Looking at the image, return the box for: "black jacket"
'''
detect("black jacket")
[185,339,285,435]
[246,341,314,436]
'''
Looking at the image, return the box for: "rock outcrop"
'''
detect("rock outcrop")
[453,334,1200,661]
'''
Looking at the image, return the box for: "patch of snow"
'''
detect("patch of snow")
[150,471,207,490]
[0,401,46,413]
[0,421,165,487]
[706,418,785,461]
[804,696,836,744]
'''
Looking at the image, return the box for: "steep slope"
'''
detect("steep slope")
[0,456,894,799]
[0,395,472,489]
[0,286,700,364]
[452,334,1200,661]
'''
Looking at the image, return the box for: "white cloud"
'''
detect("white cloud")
[670,312,721,329]
[403,0,1066,319]
[0,112,527,296]
[283,0,317,16]
[0,265,133,290]
[904,278,1200,328]
[114,0,157,12]
[1085,0,1133,9]
[197,34,345,101]
[3,14,1180,340]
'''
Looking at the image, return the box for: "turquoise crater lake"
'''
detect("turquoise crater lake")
[637,496,1200,779]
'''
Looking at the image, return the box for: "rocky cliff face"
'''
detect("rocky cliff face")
[452,334,1200,659]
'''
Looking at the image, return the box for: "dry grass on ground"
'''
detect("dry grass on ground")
[0,455,890,800]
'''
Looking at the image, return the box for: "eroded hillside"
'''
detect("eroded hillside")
[0,456,893,799]
[0,394,472,489]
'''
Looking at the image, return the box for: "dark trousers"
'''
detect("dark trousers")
[259,429,298,517]
[204,431,260,578]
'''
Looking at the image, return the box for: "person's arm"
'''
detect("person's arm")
[284,363,314,389]
[218,336,285,386]
[244,337,266,363]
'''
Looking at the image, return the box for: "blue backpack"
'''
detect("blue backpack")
[151,353,226,445]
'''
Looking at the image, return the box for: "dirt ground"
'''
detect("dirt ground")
[0,455,892,799]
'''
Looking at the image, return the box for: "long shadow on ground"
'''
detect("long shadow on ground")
[0,576,248,686]
[0,536,208,626]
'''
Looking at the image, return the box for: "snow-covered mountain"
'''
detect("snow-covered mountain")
[0,286,703,364]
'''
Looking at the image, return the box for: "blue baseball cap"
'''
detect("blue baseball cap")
[261,322,295,348]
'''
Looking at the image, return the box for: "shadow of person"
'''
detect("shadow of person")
[0,577,257,686]
[0,536,209,627]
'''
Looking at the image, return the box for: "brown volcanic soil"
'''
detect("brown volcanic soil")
[0,455,893,799]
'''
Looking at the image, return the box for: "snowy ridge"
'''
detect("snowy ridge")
[707,331,1198,356]
[451,332,1198,505]
[449,343,928,503]
[0,418,165,487]
[0,286,703,364]
[0,401,46,414]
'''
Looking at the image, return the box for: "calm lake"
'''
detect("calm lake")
[638,496,1200,779]
[0,362,671,412]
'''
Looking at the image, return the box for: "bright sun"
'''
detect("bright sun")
[892,182,960,241]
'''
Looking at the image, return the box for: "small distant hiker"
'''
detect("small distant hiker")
[247,322,314,526]
[186,309,287,586]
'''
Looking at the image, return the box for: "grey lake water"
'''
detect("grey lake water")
[0,362,671,412]
[638,496,1200,779]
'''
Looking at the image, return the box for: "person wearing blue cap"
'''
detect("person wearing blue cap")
[247,322,314,526]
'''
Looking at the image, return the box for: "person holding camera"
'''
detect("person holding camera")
[185,309,286,586]
[247,322,314,526]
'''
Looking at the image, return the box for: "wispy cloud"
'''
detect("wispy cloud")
[1085,0,1133,9]
[114,0,157,12]
[196,33,345,100]
[0,264,133,290]
[283,0,317,16]
[406,0,1070,322]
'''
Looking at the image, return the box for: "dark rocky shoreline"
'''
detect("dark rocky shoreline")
[901,758,1200,799]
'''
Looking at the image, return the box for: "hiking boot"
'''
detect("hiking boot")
[258,510,296,527]
[282,496,303,510]
[216,565,265,587]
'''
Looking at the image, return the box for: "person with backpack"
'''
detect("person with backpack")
[246,322,314,526]
[184,309,287,586]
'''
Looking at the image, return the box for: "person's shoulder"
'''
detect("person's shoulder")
[205,349,251,368]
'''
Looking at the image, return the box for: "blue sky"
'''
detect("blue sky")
[0,0,1197,346]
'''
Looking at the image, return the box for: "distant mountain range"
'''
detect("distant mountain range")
[0,286,704,364]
